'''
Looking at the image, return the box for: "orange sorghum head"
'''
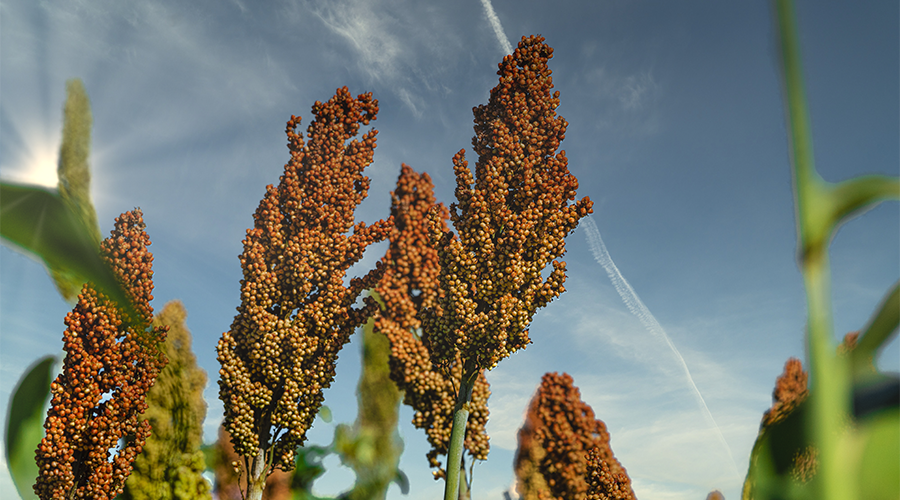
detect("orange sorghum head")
[216,87,392,471]
[374,164,490,478]
[34,209,168,500]
[421,35,593,372]
[762,357,809,427]
[585,447,636,500]
[515,372,634,500]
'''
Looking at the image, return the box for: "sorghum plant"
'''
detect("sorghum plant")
[421,35,593,499]
[216,87,392,500]
[33,209,168,500]
[514,372,633,500]
[762,358,808,428]
[121,300,211,500]
[331,315,403,500]
[374,164,490,479]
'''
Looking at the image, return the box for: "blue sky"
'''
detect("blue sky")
[1,1,897,499]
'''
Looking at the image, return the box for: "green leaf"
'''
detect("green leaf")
[0,182,138,321]
[5,356,56,500]
[742,397,817,500]
[856,408,900,500]
[392,469,409,495]
[852,281,899,378]
[318,405,332,424]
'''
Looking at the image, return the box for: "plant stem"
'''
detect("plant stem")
[444,363,477,500]
[775,1,854,498]
[246,447,268,500]
[458,460,470,500]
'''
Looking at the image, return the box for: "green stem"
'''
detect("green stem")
[246,447,269,500]
[802,253,852,500]
[775,1,854,499]
[458,458,470,500]
[444,363,477,500]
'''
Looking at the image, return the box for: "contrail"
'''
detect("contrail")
[479,0,513,56]
[582,215,740,478]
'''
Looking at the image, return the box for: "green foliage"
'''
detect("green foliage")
[333,310,407,500]
[742,2,900,499]
[4,355,55,500]
[289,445,330,500]
[121,300,212,500]
[0,184,138,322]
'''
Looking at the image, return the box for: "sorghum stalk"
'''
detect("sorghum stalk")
[424,35,593,499]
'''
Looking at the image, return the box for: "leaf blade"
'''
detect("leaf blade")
[5,356,56,500]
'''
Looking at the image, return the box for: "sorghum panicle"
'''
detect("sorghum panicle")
[762,357,809,427]
[585,448,636,500]
[422,35,593,372]
[374,164,490,477]
[216,87,392,472]
[34,209,168,500]
[121,300,211,500]
[515,372,634,500]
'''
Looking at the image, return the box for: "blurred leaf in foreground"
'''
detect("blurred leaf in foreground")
[4,355,56,500]
[0,183,137,320]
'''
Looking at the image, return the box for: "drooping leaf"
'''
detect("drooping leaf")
[392,469,409,495]
[852,282,899,377]
[0,182,138,321]
[5,355,56,500]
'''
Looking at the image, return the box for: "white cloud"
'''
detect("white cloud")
[304,0,468,117]
[308,0,406,84]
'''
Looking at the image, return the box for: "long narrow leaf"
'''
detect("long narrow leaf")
[852,282,900,377]
[5,356,56,500]
[0,182,138,321]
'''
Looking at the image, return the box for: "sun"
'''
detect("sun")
[0,123,60,190]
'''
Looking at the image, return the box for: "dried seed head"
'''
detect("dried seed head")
[216,87,392,471]
[34,209,167,500]
[515,372,633,500]
[374,164,490,477]
[422,35,593,372]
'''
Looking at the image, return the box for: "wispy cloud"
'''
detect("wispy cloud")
[308,0,406,84]
[305,0,465,117]
[582,65,661,136]
[479,0,512,56]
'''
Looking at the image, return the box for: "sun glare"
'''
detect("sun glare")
[0,128,60,189]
